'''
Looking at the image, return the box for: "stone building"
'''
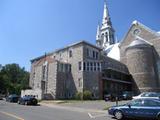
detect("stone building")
[30,41,102,99]
[120,21,160,94]
[29,40,131,99]
[28,2,160,100]
[28,2,132,100]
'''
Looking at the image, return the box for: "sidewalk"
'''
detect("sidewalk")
[40,100,129,113]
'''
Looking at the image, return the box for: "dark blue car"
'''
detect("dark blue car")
[18,96,38,105]
[108,98,160,120]
[6,94,19,103]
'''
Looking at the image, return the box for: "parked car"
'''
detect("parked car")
[122,91,133,100]
[6,94,19,102]
[133,92,160,99]
[18,96,38,105]
[104,93,122,101]
[108,98,160,120]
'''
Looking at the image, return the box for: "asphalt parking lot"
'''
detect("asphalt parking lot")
[0,100,130,120]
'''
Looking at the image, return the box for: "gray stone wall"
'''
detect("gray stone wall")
[29,63,35,88]
[52,44,84,95]
[83,44,102,98]
[120,23,160,93]
[126,46,158,92]
[34,65,42,90]
[47,61,58,99]
[29,41,130,99]
[120,24,158,64]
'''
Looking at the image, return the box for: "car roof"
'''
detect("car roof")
[9,94,18,97]
[133,98,160,101]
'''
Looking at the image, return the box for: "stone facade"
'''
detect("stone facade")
[120,21,160,93]
[30,41,102,99]
[29,41,130,99]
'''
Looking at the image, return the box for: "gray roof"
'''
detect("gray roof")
[128,36,152,48]
[120,20,159,47]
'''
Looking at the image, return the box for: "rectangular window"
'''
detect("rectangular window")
[97,62,100,71]
[93,51,95,58]
[65,64,68,72]
[78,62,81,71]
[69,65,71,72]
[94,62,96,71]
[90,62,93,71]
[69,50,72,57]
[60,64,63,72]
[96,52,98,59]
[83,62,86,71]
[87,62,90,71]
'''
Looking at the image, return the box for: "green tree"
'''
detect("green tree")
[0,63,30,95]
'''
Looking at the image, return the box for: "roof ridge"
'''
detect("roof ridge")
[133,20,160,36]
[120,20,159,47]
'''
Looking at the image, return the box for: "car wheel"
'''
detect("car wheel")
[114,110,123,120]
[157,114,160,120]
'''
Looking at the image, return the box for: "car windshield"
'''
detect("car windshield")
[128,99,143,106]
[9,94,18,97]
[141,92,160,97]
[127,99,160,107]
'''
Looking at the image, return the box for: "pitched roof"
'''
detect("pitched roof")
[119,20,160,46]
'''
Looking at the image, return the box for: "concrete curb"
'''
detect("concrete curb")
[40,103,107,113]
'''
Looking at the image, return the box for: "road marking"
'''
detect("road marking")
[0,111,24,120]
[88,112,107,119]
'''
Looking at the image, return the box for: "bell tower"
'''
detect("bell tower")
[96,1,115,49]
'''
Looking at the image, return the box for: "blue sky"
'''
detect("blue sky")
[0,0,159,71]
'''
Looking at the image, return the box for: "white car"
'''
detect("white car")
[132,92,160,99]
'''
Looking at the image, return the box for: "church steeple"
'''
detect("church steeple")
[102,0,110,25]
[96,1,115,49]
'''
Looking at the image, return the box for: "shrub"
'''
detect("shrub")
[75,90,92,100]
[75,92,83,100]
[83,90,92,100]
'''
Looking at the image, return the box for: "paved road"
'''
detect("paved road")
[0,100,115,120]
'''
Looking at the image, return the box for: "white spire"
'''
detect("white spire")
[102,0,110,25]
[96,0,115,49]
